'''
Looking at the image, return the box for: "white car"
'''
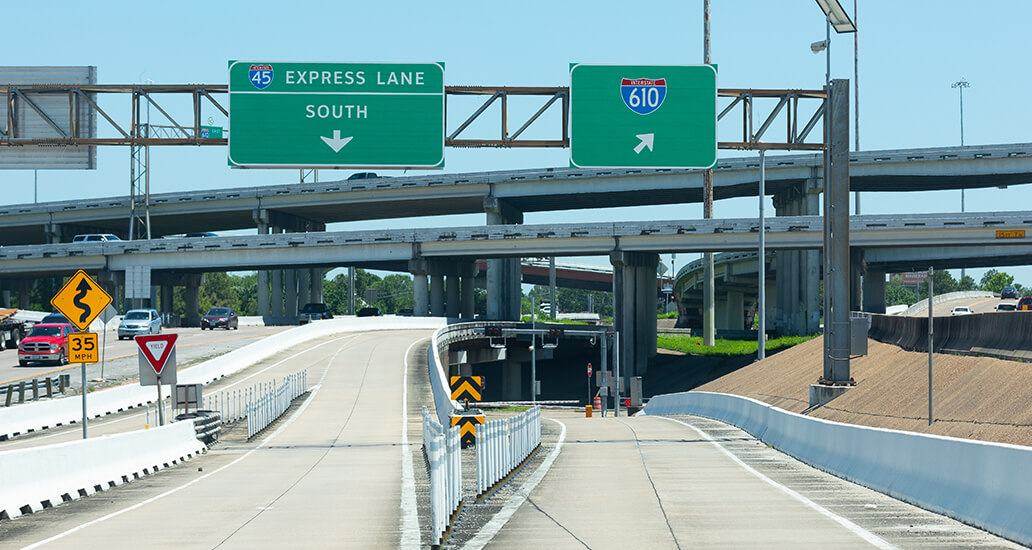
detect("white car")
[951,306,974,316]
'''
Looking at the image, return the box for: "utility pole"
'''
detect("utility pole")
[701,0,715,346]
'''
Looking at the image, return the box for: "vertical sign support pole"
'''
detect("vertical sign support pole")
[81,362,88,439]
[758,149,766,360]
[614,330,621,418]
[928,266,934,426]
[822,79,852,384]
[157,374,165,426]
[531,297,537,404]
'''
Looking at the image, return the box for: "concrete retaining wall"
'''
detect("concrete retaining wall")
[644,391,1032,546]
[0,317,446,440]
[0,421,205,520]
[868,312,1032,360]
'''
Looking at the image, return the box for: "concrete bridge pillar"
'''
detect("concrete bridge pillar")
[184,274,203,327]
[271,228,284,318]
[284,268,298,320]
[254,217,271,318]
[850,249,864,313]
[459,262,478,320]
[773,175,822,336]
[429,267,445,317]
[1,288,10,308]
[44,223,62,244]
[310,268,324,304]
[863,269,887,313]
[446,272,460,319]
[160,285,173,317]
[485,196,524,320]
[611,251,659,377]
[298,268,311,309]
[409,259,429,316]
[726,290,745,330]
[501,358,523,401]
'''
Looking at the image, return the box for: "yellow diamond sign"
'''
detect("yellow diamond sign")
[51,270,113,332]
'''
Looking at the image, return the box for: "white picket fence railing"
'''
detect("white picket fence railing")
[422,406,462,547]
[475,406,541,496]
[246,370,308,439]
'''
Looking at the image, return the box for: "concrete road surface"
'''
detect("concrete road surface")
[0,329,431,549]
[473,411,1023,549]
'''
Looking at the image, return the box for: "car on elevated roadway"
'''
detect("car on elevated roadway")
[201,307,238,330]
[1019,297,1032,311]
[17,323,74,366]
[1001,286,1019,300]
[951,306,974,316]
[118,309,162,340]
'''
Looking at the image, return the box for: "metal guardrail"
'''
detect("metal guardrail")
[2,374,71,407]
[422,406,462,547]
[476,407,541,497]
[245,370,308,440]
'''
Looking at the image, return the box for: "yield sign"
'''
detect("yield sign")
[135,334,178,375]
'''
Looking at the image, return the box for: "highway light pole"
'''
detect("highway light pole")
[952,78,970,280]
[701,0,715,346]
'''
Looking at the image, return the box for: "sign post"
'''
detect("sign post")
[136,334,179,426]
[586,362,592,406]
[228,61,445,169]
[570,64,717,169]
[50,270,112,439]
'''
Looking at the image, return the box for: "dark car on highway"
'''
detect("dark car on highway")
[299,303,333,324]
[201,307,239,330]
[1001,286,1019,300]
[356,307,382,317]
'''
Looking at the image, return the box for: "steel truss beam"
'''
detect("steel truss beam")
[0,84,827,151]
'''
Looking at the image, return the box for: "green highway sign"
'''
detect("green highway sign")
[569,64,716,169]
[200,125,222,139]
[228,61,445,168]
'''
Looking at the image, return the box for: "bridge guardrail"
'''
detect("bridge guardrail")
[476,407,541,497]
[2,375,71,407]
[644,391,1032,547]
[868,312,1032,360]
[422,406,461,547]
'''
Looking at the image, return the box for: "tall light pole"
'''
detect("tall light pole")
[952,78,970,279]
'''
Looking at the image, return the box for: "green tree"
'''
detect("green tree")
[956,274,976,291]
[199,272,240,314]
[979,269,1014,294]
[885,279,918,306]
[918,269,958,300]
[372,274,413,314]
[233,273,259,315]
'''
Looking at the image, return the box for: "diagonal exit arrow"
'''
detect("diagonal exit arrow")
[633,133,655,154]
[320,130,354,153]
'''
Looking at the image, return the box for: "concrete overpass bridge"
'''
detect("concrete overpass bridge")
[3,142,1031,247]
[3,210,1031,377]
[674,241,1032,336]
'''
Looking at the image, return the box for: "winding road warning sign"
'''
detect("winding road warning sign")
[50,270,112,332]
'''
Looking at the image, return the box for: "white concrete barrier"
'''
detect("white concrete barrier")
[0,317,446,440]
[0,421,204,520]
[644,391,1032,546]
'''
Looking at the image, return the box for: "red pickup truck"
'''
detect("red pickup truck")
[18,323,74,366]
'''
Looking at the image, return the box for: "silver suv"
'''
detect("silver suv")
[118,309,162,340]
[72,234,121,243]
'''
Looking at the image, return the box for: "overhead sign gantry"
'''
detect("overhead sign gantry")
[227,61,445,169]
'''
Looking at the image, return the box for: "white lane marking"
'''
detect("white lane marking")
[461,418,567,550]
[20,335,356,550]
[657,416,899,550]
[4,334,361,448]
[399,338,426,550]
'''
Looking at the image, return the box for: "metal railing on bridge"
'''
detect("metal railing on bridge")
[422,406,462,547]
[476,407,541,497]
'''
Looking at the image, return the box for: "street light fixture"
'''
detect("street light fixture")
[952,78,971,279]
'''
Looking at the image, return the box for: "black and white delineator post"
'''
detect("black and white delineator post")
[136,334,179,426]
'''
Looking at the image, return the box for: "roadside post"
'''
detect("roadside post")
[586,362,593,407]
[136,334,179,426]
[50,270,112,439]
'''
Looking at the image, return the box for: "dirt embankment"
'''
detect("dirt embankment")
[662,337,1032,447]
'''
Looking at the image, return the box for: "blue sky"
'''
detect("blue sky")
[3,1,1030,286]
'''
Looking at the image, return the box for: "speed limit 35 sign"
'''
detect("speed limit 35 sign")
[69,332,99,363]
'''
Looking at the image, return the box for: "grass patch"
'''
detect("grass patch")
[657,334,816,357]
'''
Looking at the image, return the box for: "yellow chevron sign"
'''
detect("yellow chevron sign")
[451,414,485,447]
[450,375,483,402]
